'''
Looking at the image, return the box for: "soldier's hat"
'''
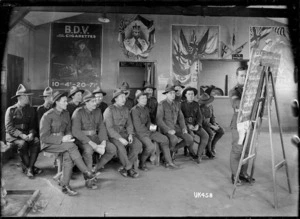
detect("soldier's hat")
[92,86,107,96]
[182,86,198,99]
[120,81,130,95]
[82,90,95,103]
[142,82,156,91]
[68,86,84,98]
[52,91,68,107]
[162,84,176,95]
[173,80,185,89]
[11,84,33,99]
[39,87,53,97]
[111,88,125,103]
[198,93,214,105]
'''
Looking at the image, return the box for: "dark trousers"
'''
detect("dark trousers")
[189,127,209,157]
[43,142,89,186]
[230,128,249,176]
[77,135,117,171]
[138,131,172,164]
[167,127,194,153]
[110,134,142,170]
[203,125,224,151]
[13,137,40,170]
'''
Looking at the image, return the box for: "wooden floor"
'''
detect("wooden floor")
[1,131,298,216]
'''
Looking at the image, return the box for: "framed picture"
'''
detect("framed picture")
[49,22,102,90]
[171,25,219,87]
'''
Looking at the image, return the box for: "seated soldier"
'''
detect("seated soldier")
[142,82,158,125]
[67,86,84,117]
[103,88,142,178]
[181,86,209,163]
[199,92,225,157]
[40,91,97,196]
[120,81,134,111]
[5,84,42,178]
[156,84,194,161]
[173,80,185,104]
[72,90,117,189]
[131,90,179,170]
[37,87,53,125]
[92,86,108,115]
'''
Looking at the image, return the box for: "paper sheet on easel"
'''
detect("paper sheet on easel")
[237,120,250,144]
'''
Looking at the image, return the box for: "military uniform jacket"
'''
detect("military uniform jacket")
[97,102,108,115]
[37,104,51,125]
[147,96,158,124]
[156,99,187,134]
[125,97,134,111]
[181,101,203,127]
[229,84,243,129]
[67,101,81,117]
[5,103,37,142]
[103,104,134,140]
[72,106,108,144]
[131,104,151,138]
[200,104,216,127]
[40,108,72,150]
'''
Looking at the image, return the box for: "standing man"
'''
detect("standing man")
[156,84,194,161]
[131,91,179,170]
[142,82,158,125]
[229,66,254,185]
[181,87,209,164]
[103,88,142,178]
[67,86,84,117]
[173,80,185,104]
[92,86,108,115]
[120,81,134,111]
[72,90,117,189]
[5,84,41,178]
[40,91,97,196]
[37,87,53,125]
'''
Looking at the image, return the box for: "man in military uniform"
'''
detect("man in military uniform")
[67,86,84,117]
[92,86,108,115]
[142,82,158,125]
[181,87,209,164]
[5,84,41,178]
[199,92,224,158]
[103,88,142,178]
[229,66,255,185]
[40,91,97,196]
[156,84,194,161]
[131,91,179,170]
[173,80,185,104]
[37,87,53,125]
[120,81,134,110]
[72,90,117,189]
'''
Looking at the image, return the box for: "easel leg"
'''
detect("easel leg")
[269,73,292,194]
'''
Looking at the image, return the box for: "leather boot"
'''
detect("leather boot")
[62,185,78,196]
[85,179,98,190]
[83,171,96,180]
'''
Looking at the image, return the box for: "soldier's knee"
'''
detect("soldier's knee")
[106,143,117,155]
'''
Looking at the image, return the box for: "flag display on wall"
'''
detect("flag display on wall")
[118,15,156,60]
[171,25,219,87]
[50,22,102,90]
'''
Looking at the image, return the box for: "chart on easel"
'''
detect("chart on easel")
[231,49,292,209]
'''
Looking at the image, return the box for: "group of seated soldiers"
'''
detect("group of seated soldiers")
[4,80,224,196]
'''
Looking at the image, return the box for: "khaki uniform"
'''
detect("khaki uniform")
[147,96,158,124]
[103,104,142,170]
[229,84,248,175]
[131,104,172,165]
[67,101,80,117]
[5,103,40,170]
[72,106,116,171]
[156,99,193,153]
[97,102,108,115]
[181,101,209,156]
[40,108,89,186]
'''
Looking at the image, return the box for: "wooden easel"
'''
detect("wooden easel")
[230,65,292,209]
